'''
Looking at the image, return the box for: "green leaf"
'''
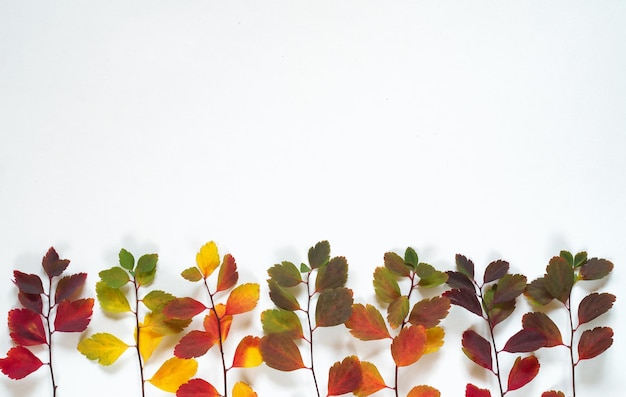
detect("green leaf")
[315,256,348,291]
[386,296,409,330]
[559,250,574,267]
[316,288,354,327]
[143,290,176,311]
[300,263,311,273]
[99,267,130,288]
[544,256,574,303]
[415,263,448,288]
[373,267,401,303]
[181,266,203,282]
[136,253,158,286]
[574,251,588,268]
[261,309,304,339]
[308,240,330,269]
[384,251,411,277]
[119,248,135,271]
[404,247,419,269]
[95,281,131,313]
[579,258,613,280]
[268,279,300,311]
[268,261,302,287]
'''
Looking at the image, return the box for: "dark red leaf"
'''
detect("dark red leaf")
[176,378,220,397]
[384,251,411,277]
[315,256,348,292]
[42,247,70,278]
[483,260,509,284]
[502,329,546,353]
[259,334,305,371]
[13,271,44,295]
[174,330,217,358]
[522,312,563,347]
[408,296,451,328]
[579,258,613,280]
[327,356,362,396]
[18,292,43,314]
[446,271,475,291]
[55,273,87,303]
[163,298,206,320]
[493,274,527,305]
[578,292,615,325]
[544,256,574,304]
[216,254,238,292]
[462,330,492,370]
[443,289,483,317]
[507,355,539,391]
[524,277,553,306]
[8,309,47,346]
[456,254,475,279]
[487,301,516,328]
[465,383,491,397]
[0,346,44,379]
[54,298,94,332]
[578,327,613,360]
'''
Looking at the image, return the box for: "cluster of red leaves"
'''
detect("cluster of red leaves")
[0,248,94,384]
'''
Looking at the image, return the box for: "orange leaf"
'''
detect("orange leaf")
[407,385,441,397]
[177,379,220,397]
[259,334,305,371]
[232,381,258,397]
[232,336,262,368]
[354,361,387,397]
[226,283,260,315]
[391,325,427,366]
[205,305,233,342]
[345,304,391,341]
[216,254,239,292]
[327,356,362,396]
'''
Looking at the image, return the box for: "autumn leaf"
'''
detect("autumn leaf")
[13,271,44,295]
[373,267,401,303]
[408,296,450,329]
[327,356,362,396]
[181,266,203,282]
[578,326,613,360]
[42,247,70,278]
[55,273,87,303]
[99,267,130,288]
[259,334,305,371]
[522,312,563,347]
[177,379,220,397]
[387,296,409,330]
[506,355,539,391]
[163,297,206,320]
[308,240,331,269]
[345,303,390,341]
[119,248,135,271]
[465,383,491,397]
[54,298,94,332]
[502,329,546,353]
[391,325,427,366]
[354,361,386,397]
[0,346,44,379]
[95,281,131,313]
[18,292,43,314]
[135,253,158,286]
[407,385,441,397]
[233,381,258,397]
[524,277,553,306]
[404,247,419,269]
[446,271,475,291]
[315,256,348,291]
[77,332,130,365]
[542,390,565,397]
[261,309,304,339]
[196,241,220,278]
[268,279,301,311]
[483,260,509,284]
[138,327,165,362]
[143,290,176,311]
[267,261,302,287]
[384,251,411,277]
[174,330,217,359]
[578,292,615,325]
[424,326,445,354]
[216,253,239,292]
[544,256,574,304]
[443,288,483,317]
[232,336,262,368]
[8,309,47,346]
[148,357,198,393]
[316,288,354,327]
[415,263,448,288]
[462,330,492,370]
[456,254,475,279]
[492,274,527,305]
[225,283,260,315]
[579,258,613,280]
[205,306,232,342]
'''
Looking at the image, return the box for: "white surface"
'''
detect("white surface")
[1,1,624,396]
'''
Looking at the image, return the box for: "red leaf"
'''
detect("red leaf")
[578,326,613,360]
[407,385,441,397]
[55,273,87,303]
[13,271,44,294]
[483,260,509,283]
[578,292,615,325]
[163,298,206,320]
[502,329,546,353]
[507,355,539,391]
[8,309,47,346]
[408,296,451,328]
[0,346,44,379]
[54,298,94,332]
[542,391,565,397]
[259,334,305,371]
[465,383,491,397]
[345,304,390,341]
[18,292,43,314]
[522,312,563,347]
[216,254,238,292]
[42,247,70,278]
[443,289,482,317]
[176,378,220,397]
[391,325,427,366]
[579,258,613,280]
[174,330,217,358]
[327,356,362,396]
[462,330,492,370]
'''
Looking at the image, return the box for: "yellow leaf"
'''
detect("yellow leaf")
[196,241,220,278]
[231,336,262,368]
[225,283,260,315]
[96,281,131,313]
[232,381,257,397]
[137,326,164,363]
[148,357,198,393]
[77,333,129,366]
[424,326,445,354]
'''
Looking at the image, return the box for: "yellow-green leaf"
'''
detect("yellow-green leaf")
[373,267,401,304]
[148,357,198,393]
[196,241,220,278]
[77,332,129,366]
[424,326,445,354]
[95,281,131,313]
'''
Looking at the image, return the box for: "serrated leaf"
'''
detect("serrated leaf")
[268,261,302,287]
[177,379,220,397]
[483,260,509,283]
[316,288,354,327]
[424,326,445,354]
[308,240,331,269]
[443,289,483,317]
[502,329,546,353]
[18,292,43,314]
[181,266,203,282]
[268,279,301,311]
[163,297,206,320]
[487,300,516,328]
[416,263,448,288]
[373,267,401,304]
[522,312,563,347]
[99,267,130,288]
[119,248,135,271]
[465,383,491,397]
[13,271,44,294]
[0,346,44,379]
[138,327,164,362]
[391,325,427,366]
[409,296,450,328]
[148,357,198,393]
[387,296,409,330]
[316,256,348,291]
[404,247,419,269]
[77,332,129,365]
[42,247,70,278]
[542,390,565,397]
[328,355,362,396]
[205,306,232,343]
[345,303,390,341]
[55,298,94,332]
[462,330,492,370]
[233,381,257,397]
[524,277,553,306]
[143,290,176,311]
[384,251,410,277]
[8,309,46,346]
[55,273,87,303]
[216,253,239,292]
[573,251,588,268]
[259,333,305,371]
[578,292,615,325]
[136,253,158,286]
[579,258,613,280]
[578,326,613,360]
[560,250,574,267]
[407,385,441,397]
[196,241,220,278]
[142,310,192,336]
[226,283,260,315]
[544,256,574,303]
[261,309,304,339]
[493,274,527,305]
[96,281,131,313]
[354,361,386,397]
[446,271,475,291]
[174,330,217,358]
[456,254,475,279]
[507,355,539,391]
[232,336,262,368]
[300,263,311,273]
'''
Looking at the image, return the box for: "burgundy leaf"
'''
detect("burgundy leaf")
[446,271,475,291]
[578,327,613,360]
[493,274,527,305]
[42,247,70,278]
[13,271,44,295]
[54,298,94,332]
[456,254,475,279]
[55,273,87,303]
[524,277,553,306]
[502,329,546,353]
[444,289,483,317]
[408,296,451,328]
[465,383,491,397]
[0,346,44,379]
[507,355,539,391]
[522,312,563,347]
[544,256,574,304]
[462,330,492,370]
[579,258,613,280]
[18,292,43,314]
[177,378,219,397]
[578,292,615,325]
[8,309,47,346]
[487,301,516,328]
[483,260,509,284]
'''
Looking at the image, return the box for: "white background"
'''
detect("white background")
[1,1,624,397]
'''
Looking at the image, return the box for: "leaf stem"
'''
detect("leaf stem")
[133,279,146,397]
[476,282,505,397]
[205,279,230,397]
[304,271,321,397]
[45,279,58,397]
[566,299,576,397]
